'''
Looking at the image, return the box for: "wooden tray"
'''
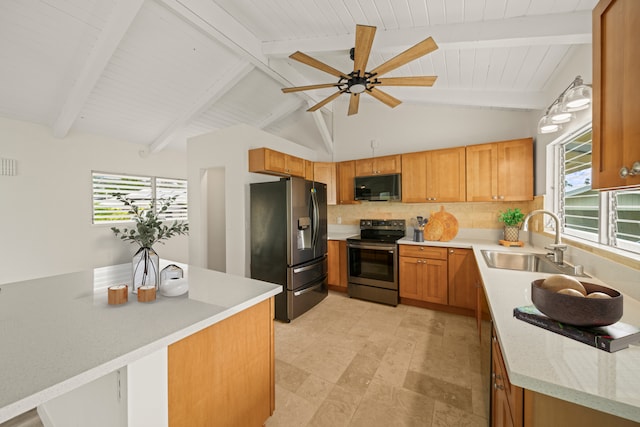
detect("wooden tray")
[499,240,524,247]
[424,217,444,241]
[431,206,459,241]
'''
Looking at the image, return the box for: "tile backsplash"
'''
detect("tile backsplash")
[329,196,542,229]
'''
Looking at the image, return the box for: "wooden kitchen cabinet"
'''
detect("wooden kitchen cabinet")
[168,299,274,427]
[447,248,479,311]
[399,245,448,305]
[492,329,523,427]
[248,147,305,178]
[355,154,402,176]
[466,138,533,202]
[314,162,337,205]
[337,160,358,204]
[402,147,466,202]
[304,159,314,180]
[592,0,640,190]
[327,240,347,291]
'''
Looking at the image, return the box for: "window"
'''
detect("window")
[92,172,188,223]
[552,127,640,255]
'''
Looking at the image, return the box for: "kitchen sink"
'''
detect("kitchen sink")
[480,250,589,277]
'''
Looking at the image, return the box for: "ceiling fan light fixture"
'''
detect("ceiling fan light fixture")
[348,76,368,94]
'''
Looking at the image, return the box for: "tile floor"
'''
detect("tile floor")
[267,291,492,427]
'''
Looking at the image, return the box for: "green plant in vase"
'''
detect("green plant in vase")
[110,193,189,292]
[498,208,525,242]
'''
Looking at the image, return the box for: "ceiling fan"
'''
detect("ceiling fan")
[281,24,438,116]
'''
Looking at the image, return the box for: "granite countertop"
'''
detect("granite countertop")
[397,236,640,422]
[0,263,281,424]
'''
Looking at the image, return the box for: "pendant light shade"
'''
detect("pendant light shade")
[537,116,561,134]
[548,102,573,124]
[563,84,592,111]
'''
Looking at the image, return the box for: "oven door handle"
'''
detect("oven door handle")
[347,242,397,252]
[293,282,323,297]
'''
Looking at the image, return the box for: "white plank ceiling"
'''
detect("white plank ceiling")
[0,0,597,153]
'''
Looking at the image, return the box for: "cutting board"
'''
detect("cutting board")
[424,217,444,241]
[431,206,459,241]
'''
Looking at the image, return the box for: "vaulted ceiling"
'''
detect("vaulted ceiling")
[0,0,596,154]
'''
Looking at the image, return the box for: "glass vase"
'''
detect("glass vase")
[132,247,159,293]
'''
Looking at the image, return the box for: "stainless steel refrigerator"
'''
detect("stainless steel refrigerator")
[250,177,328,322]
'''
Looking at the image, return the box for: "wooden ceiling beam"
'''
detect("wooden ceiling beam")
[262,11,592,57]
[52,0,144,138]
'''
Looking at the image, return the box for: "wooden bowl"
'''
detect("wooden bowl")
[531,279,623,327]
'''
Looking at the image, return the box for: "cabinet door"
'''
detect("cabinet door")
[286,155,305,178]
[327,240,340,287]
[339,241,348,287]
[314,162,337,205]
[427,147,466,202]
[355,158,374,176]
[422,259,448,305]
[375,154,402,174]
[399,256,422,300]
[304,160,314,180]
[337,160,357,204]
[497,139,533,201]
[448,248,479,310]
[593,0,640,190]
[466,143,498,202]
[401,152,428,202]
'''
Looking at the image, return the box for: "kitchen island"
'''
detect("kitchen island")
[0,262,281,426]
[397,235,640,424]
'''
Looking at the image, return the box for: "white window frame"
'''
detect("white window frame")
[546,124,640,255]
[92,172,188,224]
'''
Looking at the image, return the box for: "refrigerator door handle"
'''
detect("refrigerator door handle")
[311,189,319,250]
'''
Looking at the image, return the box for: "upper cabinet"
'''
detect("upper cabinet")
[337,160,358,204]
[592,0,640,190]
[314,162,337,205]
[466,138,533,202]
[402,147,466,203]
[304,159,314,181]
[249,148,306,178]
[355,154,402,176]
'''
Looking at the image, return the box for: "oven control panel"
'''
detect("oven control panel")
[359,219,405,230]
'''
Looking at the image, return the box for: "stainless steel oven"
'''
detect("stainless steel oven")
[347,219,405,306]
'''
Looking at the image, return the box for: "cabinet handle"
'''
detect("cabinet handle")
[619,161,640,178]
[492,195,498,200]
[449,249,454,254]
[498,195,504,200]
[494,383,504,390]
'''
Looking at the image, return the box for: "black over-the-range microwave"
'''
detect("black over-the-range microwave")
[354,173,401,201]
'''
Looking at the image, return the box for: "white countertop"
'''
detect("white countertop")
[0,263,281,424]
[397,236,640,422]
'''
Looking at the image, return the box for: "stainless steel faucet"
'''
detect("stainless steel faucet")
[522,209,568,265]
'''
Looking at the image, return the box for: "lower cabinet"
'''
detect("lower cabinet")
[491,326,639,427]
[168,298,275,427]
[327,240,347,291]
[399,245,448,304]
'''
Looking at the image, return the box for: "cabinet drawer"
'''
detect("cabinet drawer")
[399,245,447,260]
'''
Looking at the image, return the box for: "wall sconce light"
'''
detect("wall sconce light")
[537,76,591,134]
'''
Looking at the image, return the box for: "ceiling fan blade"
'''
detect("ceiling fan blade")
[367,87,402,108]
[353,25,376,77]
[307,90,344,112]
[370,37,438,77]
[290,51,349,79]
[348,93,360,116]
[375,76,437,87]
[282,83,340,93]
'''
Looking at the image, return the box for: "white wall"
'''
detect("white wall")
[531,44,593,194]
[331,98,537,161]
[187,124,316,277]
[0,117,188,284]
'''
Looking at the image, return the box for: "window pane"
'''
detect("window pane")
[614,189,640,254]
[562,130,599,242]
[93,173,152,223]
[156,178,188,221]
